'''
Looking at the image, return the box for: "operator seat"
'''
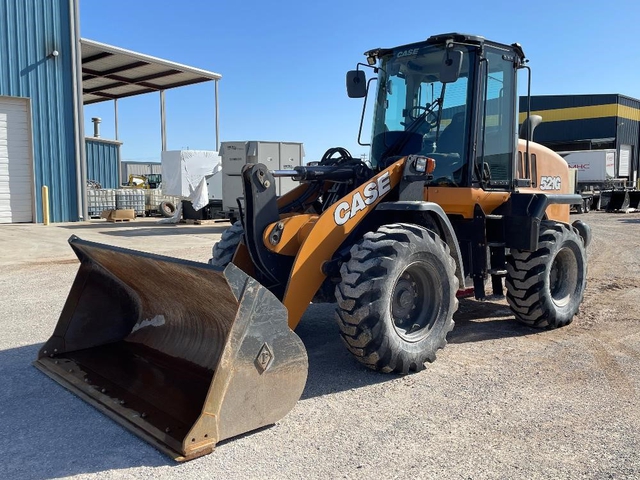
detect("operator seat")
[436,112,465,157]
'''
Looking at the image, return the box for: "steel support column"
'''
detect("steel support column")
[160,90,167,151]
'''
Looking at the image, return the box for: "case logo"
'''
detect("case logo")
[334,172,391,225]
[540,176,562,191]
[397,48,419,58]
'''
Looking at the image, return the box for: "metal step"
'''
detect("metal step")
[488,269,507,276]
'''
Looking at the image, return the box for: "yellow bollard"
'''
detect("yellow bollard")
[42,185,50,225]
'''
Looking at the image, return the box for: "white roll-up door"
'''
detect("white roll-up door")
[0,97,34,223]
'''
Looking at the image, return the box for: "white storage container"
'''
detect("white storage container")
[206,164,223,200]
[161,150,221,197]
[220,141,304,213]
[222,173,244,213]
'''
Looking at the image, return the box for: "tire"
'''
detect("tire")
[209,221,244,267]
[159,201,176,218]
[583,198,591,213]
[575,202,584,214]
[505,221,587,329]
[335,223,459,374]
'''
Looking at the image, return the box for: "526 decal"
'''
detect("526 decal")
[539,176,562,191]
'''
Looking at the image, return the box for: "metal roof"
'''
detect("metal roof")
[80,38,222,105]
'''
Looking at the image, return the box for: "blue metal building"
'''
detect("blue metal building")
[519,94,640,181]
[0,0,82,222]
[0,0,221,223]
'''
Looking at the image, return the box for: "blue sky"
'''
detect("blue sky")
[80,0,639,163]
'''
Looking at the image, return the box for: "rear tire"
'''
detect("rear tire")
[209,221,244,267]
[335,223,458,374]
[505,221,587,329]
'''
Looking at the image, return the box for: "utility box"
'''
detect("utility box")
[161,150,221,197]
[220,141,304,216]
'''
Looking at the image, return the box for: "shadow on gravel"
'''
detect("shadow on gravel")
[617,217,640,224]
[295,299,536,399]
[59,222,229,237]
[295,303,393,400]
[0,301,537,478]
[99,226,229,237]
[0,344,169,480]
[449,298,535,344]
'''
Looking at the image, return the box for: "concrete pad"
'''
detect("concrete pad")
[0,219,231,267]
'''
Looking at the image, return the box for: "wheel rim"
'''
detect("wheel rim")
[391,261,441,342]
[549,247,578,308]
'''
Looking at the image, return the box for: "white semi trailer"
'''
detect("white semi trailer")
[560,150,616,185]
[559,149,638,212]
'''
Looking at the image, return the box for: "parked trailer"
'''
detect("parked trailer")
[567,168,593,214]
[559,150,638,211]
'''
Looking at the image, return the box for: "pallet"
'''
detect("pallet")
[107,218,132,223]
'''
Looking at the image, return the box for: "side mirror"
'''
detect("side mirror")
[346,70,367,98]
[439,49,463,84]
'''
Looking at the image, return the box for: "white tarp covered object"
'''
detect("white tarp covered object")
[161,150,221,209]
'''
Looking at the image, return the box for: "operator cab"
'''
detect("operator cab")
[348,33,526,190]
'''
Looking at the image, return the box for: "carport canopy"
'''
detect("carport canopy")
[80,38,221,148]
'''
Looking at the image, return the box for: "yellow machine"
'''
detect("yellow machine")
[126,173,162,189]
[36,33,590,461]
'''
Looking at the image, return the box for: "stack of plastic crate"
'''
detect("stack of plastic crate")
[145,189,163,213]
[143,189,182,216]
[115,189,145,216]
[87,189,116,218]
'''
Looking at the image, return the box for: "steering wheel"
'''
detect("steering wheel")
[433,176,458,187]
[407,105,438,123]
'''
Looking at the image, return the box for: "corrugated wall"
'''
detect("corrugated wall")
[520,94,618,111]
[518,94,640,179]
[0,0,77,222]
[121,162,162,181]
[615,95,640,180]
[86,138,120,188]
[519,94,618,146]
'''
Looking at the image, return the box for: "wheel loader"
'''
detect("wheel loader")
[36,33,590,461]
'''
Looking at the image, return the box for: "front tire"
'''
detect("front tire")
[505,221,587,329]
[209,221,244,267]
[335,223,458,374]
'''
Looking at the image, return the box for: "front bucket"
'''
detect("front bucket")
[628,190,640,210]
[35,236,308,461]
[606,190,630,212]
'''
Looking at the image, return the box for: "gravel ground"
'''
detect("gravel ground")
[0,212,638,479]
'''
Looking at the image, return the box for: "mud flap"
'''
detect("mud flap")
[34,236,308,461]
